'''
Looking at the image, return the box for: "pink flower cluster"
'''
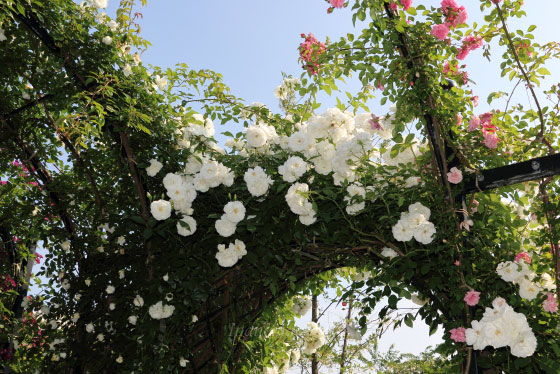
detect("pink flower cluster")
[299,33,326,75]
[457,34,483,60]
[1,275,16,292]
[442,61,468,85]
[441,0,467,27]
[543,293,558,313]
[388,0,412,11]
[430,0,467,40]
[468,112,498,149]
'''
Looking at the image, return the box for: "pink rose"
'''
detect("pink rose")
[368,114,383,130]
[543,293,558,313]
[464,290,480,306]
[479,112,493,125]
[468,115,480,132]
[514,252,531,264]
[430,24,450,40]
[442,61,451,74]
[401,0,412,10]
[441,0,459,10]
[457,47,470,60]
[483,133,498,149]
[447,167,463,184]
[329,0,344,8]
[450,327,466,342]
[471,95,479,107]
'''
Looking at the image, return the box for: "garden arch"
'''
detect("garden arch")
[1,1,559,374]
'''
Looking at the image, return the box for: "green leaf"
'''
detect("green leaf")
[143,228,153,241]
[404,313,413,327]
[130,216,145,225]
[537,67,551,75]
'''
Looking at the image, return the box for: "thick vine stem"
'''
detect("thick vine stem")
[118,131,154,280]
[494,2,555,155]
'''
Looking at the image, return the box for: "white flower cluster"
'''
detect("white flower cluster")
[92,0,108,9]
[192,160,234,192]
[466,297,537,357]
[215,201,245,237]
[277,349,301,373]
[245,123,278,149]
[274,77,299,100]
[215,239,247,267]
[291,296,312,316]
[391,202,436,245]
[163,172,197,214]
[148,102,415,268]
[154,75,167,91]
[344,183,366,215]
[303,322,326,355]
[148,301,175,320]
[244,166,274,197]
[285,183,316,225]
[496,260,541,300]
[184,113,215,139]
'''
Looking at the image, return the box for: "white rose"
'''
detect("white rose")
[223,201,246,223]
[133,295,144,307]
[215,217,236,237]
[215,244,239,267]
[102,36,112,45]
[245,126,267,148]
[413,222,436,244]
[518,279,541,301]
[92,0,108,9]
[392,221,414,242]
[146,159,163,176]
[150,200,171,221]
[381,247,398,260]
[177,216,197,236]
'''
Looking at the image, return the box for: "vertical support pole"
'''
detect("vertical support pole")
[311,295,318,374]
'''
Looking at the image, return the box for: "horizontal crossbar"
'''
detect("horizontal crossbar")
[462,153,560,194]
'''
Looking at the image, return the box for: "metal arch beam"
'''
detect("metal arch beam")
[462,153,560,195]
